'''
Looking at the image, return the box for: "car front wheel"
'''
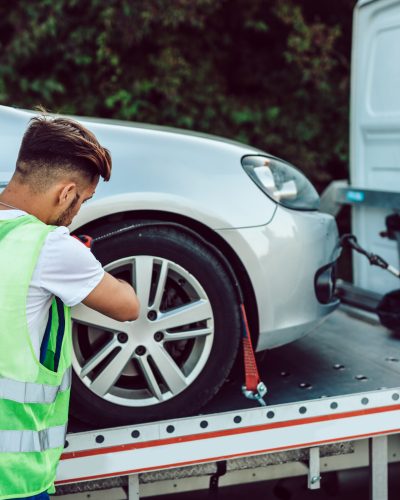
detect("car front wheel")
[70,224,242,426]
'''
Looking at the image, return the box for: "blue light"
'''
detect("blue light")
[346,190,365,203]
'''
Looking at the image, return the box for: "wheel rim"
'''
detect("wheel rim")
[72,255,215,407]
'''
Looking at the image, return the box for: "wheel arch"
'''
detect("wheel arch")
[75,209,260,348]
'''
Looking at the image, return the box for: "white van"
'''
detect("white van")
[351,0,400,294]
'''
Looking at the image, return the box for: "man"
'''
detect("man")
[0,114,140,499]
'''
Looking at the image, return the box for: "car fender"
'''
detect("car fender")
[70,191,277,232]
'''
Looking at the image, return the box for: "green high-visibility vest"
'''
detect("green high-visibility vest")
[0,215,72,499]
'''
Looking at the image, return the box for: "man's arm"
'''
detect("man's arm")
[82,272,140,322]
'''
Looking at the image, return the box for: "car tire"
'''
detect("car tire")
[70,223,242,426]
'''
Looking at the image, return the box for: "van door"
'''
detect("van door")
[351,0,400,293]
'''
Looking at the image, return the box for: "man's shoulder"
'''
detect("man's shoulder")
[47,225,70,240]
[37,226,104,306]
[44,226,93,256]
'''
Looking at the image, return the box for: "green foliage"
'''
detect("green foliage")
[0,0,354,189]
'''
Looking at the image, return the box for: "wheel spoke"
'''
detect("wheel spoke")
[134,256,154,310]
[155,300,212,331]
[136,356,164,401]
[147,344,188,395]
[164,327,212,342]
[73,304,130,333]
[151,260,169,311]
[90,346,134,396]
[80,336,119,378]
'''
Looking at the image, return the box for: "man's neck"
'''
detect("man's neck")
[0,200,23,211]
[0,182,47,221]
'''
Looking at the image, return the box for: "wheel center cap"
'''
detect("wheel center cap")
[125,312,161,346]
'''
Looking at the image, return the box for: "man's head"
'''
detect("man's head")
[10,114,112,226]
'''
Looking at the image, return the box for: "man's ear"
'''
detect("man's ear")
[58,182,77,205]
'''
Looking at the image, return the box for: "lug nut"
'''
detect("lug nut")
[118,332,128,344]
[135,345,146,356]
[147,310,157,321]
[154,331,164,342]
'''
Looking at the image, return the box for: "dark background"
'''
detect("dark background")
[0,0,355,193]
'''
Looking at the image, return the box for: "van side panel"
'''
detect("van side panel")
[351,0,400,293]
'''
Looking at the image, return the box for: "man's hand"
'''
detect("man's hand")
[82,272,140,321]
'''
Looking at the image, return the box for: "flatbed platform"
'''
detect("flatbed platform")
[207,306,400,413]
[57,305,400,499]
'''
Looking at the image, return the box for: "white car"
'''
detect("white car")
[0,106,340,425]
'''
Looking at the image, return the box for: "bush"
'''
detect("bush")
[0,0,354,189]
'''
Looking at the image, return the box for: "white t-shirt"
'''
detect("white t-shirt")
[0,210,104,359]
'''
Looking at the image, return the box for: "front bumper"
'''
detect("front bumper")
[217,206,340,351]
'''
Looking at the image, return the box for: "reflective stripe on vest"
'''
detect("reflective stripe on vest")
[0,367,71,404]
[0,423,67,452]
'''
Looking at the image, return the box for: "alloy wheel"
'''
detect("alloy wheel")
[72,255,215,407]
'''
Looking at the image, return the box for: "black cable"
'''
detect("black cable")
[91,221,245,303]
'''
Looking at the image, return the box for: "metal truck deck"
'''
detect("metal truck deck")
[57,303,400,499]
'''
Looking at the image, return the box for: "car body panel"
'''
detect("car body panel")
[68,191,277,233]
[218,206,340,350]
[0,105,276,229]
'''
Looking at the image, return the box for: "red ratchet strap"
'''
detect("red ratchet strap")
[72,234,93,249]
[240,304,267,406]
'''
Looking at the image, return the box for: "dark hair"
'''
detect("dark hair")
[15,114,112,190]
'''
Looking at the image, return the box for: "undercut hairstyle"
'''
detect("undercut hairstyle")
[15,114,112,192]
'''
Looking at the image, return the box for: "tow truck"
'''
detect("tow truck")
[54,1,400,497]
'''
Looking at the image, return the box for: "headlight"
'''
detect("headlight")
[242,155,320,211]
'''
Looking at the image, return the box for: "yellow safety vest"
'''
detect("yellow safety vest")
[0,215,72,499]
